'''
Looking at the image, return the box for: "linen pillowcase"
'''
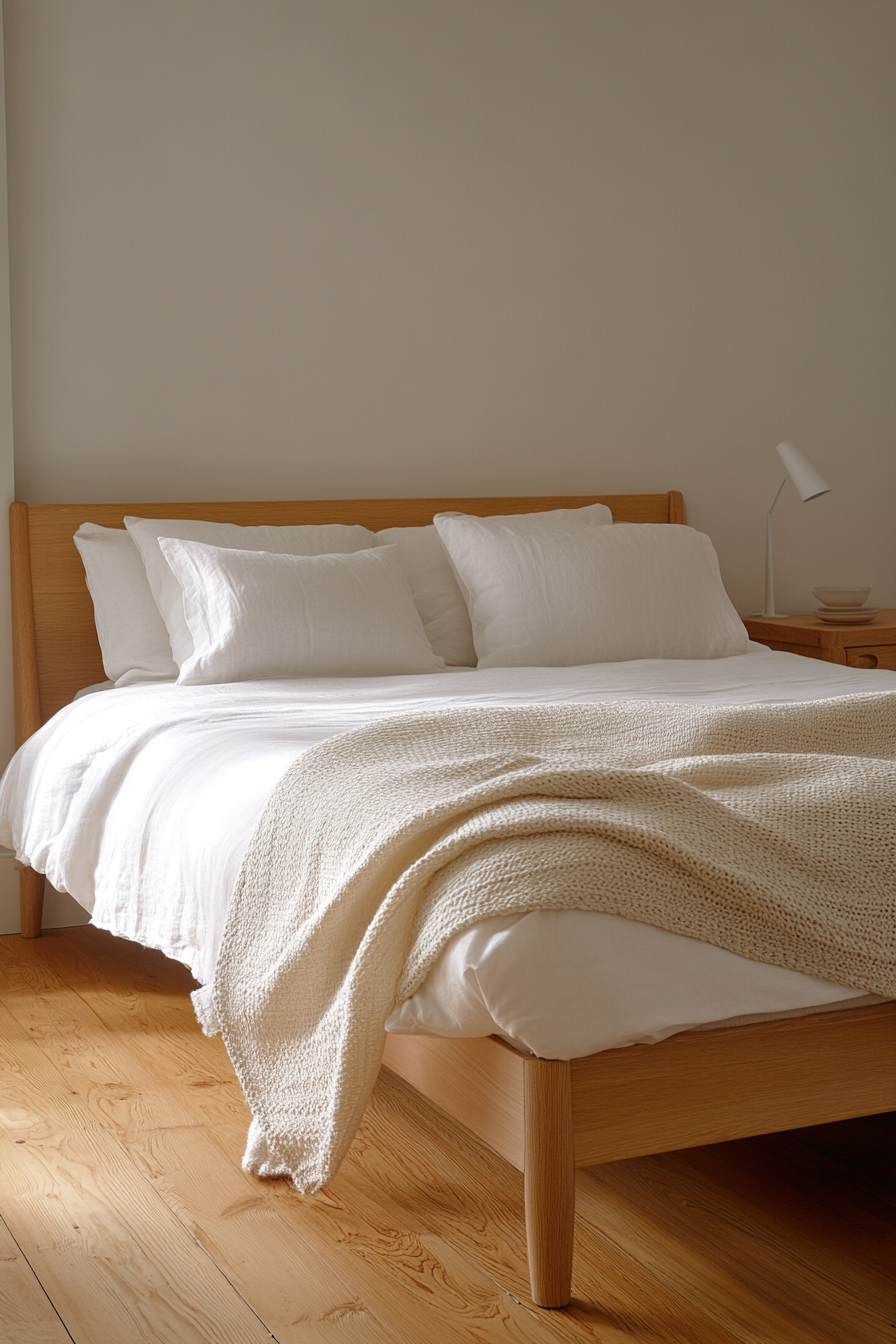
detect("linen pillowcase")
[432,518,748,666]
[372,505,613,667]
[158,539,447,684]
[74,524,179,685]
[126,517,376,667]
[373,525,477,667]
[431,501,612,664]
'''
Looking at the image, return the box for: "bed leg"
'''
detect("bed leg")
[523,1057,575,1308]
[19,865,44,938]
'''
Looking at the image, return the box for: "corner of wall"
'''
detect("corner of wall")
[0,6,26,929]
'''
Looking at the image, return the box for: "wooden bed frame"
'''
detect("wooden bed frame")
[9,492,895,1309]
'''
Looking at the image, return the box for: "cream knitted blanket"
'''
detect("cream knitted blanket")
[195,693,896,1193]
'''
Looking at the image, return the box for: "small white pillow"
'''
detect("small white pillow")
[432,518,748,666]
[373,525,476,667]
[159,540,447,684]
[126,517,377,667]
[74,524,179,685]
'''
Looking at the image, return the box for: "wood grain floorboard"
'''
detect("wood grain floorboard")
[126,1126,407,1344]
[790,1112,896,1209]
[1,927,893,1344]
[0,1004,275,1344]
[576,1148,893,1344]
[0,933,244,1137]
[0,938,406,1343]
[0,1214,73,1344]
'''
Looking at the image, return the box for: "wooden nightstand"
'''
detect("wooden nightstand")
[742,609,896,671]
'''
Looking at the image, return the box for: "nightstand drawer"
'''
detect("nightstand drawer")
[742,612,896,669]
[846,645,896,671]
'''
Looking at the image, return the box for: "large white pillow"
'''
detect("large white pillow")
[74,524,179,685]
[126,517,376,667]
[158,540,446,684]
[432,517,748,666]
[372,505,613,667]
[373,525,476,667]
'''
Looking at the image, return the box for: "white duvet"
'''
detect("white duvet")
[1,644,891,1058]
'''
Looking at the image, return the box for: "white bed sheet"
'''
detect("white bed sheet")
[1,644,891,1058]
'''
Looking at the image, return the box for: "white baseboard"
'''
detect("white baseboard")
[0,850,92,935]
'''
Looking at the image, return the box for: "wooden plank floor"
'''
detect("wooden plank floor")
[0,927,893,1344]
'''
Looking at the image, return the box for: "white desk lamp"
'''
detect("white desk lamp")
[761,441,830,618]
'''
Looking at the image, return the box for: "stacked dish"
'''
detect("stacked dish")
[812,587,878,624]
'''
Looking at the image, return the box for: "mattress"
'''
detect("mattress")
[1,643,891,1058]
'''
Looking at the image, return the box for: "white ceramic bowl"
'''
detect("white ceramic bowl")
[812,586,871,609]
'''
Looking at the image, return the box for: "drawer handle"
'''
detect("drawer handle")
[854,653,879,668]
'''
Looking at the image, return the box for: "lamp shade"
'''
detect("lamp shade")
[776,441,830,502]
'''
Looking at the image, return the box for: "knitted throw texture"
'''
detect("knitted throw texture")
[193,693,896,1192]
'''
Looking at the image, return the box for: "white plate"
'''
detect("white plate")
[815,607,879,624]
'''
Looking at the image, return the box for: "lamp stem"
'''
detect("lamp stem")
[761,477,788,618]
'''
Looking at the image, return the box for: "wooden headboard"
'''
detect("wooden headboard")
[10,491,685,742]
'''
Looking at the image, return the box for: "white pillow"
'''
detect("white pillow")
[158,540,447,684]
[74,524,179,685]
[372,505,613,667]
[431,501,612,663]
[373,525,476,667]
[432,518,748,666]
[126,517,376,667]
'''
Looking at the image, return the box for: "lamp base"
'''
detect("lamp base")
[752,611,789,619]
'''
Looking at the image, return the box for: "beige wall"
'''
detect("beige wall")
[0,3,27,925]
[0,3,15,769]
[3,0,894,616]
